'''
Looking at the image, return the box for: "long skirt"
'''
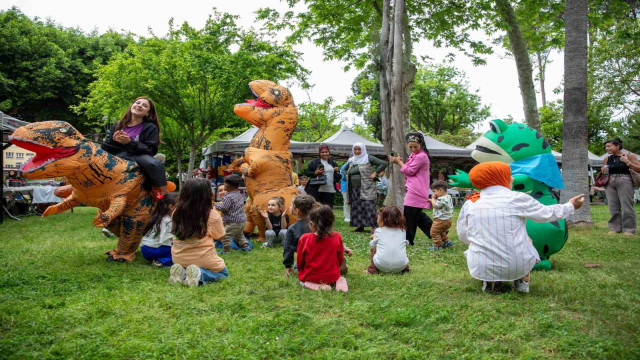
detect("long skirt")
[349,185,377,228]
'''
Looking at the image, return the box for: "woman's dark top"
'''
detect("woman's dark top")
[304,158,342,196]
[606,155,631,175]
[102,122,159,160]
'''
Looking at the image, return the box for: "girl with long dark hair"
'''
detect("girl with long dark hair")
[140,192,178,267]
[169,178,228,287]
[102,97,168,199]
[296,205,348,292]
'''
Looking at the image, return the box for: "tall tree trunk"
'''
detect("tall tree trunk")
[176,151,183,189]
[537,51,547,106]
[187,145,197,181]
[495,0,541,130]
[385,0,408,208]
[380,0,392,159]
[561,0,592,224]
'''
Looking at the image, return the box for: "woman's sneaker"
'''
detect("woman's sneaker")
[168,264,185,285]
[184,265,202,287]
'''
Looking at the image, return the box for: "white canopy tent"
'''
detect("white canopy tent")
[203,127,314,156]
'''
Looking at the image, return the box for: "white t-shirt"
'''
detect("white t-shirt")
[318,160,335,193]
[141,216,173,248]
[370,227,409,273]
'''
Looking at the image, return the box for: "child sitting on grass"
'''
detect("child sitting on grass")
[457,162,584,293]
[140,192,178,267]
[215,174,250,253]
[283,195,318,277]
[169,178,228,287]
[366,206,410,274]
[428,180,454,251]
[297,205,348,292]
[260,196,289,248]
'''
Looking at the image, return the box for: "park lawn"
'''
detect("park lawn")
[0,205,639,359]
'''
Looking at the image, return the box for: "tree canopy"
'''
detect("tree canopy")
[77,11,308,182]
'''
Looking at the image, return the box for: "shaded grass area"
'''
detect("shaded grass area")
[1,205,639,359]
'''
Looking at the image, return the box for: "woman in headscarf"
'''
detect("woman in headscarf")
[346,143,388,232]
[389,132,432,245]
[457,161,585,293]
[305,144,341,207]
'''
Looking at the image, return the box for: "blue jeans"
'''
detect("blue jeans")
[200,267,229,285]
[140,245,173,266]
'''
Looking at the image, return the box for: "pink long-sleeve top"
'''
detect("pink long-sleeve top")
[400,150,431,209]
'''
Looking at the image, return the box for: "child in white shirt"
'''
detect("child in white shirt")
[366,206,410,274]
[140,193,178,267]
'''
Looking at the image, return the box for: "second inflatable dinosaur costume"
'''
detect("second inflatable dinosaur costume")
[231,80,300,242]
[450,119,567,270]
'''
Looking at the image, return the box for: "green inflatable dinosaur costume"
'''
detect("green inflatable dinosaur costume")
[449,119,566,270]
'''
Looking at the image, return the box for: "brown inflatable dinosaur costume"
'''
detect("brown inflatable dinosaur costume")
[9,121,154,262]
[231,80,300,241]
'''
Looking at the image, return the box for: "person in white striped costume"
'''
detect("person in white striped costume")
[457,162,585,293]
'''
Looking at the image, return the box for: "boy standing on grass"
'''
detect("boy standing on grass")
[215,174,250,253]
[428,181,454,251]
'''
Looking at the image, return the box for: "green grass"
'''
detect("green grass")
[1,205,639,359]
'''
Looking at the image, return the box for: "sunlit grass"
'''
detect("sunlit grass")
[1,204,639,358]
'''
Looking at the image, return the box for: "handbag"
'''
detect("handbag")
[309,174,327,186]
[594,172,609,187]
[630,169,640,187]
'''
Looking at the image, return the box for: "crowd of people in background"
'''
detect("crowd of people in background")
[32,96,612,294]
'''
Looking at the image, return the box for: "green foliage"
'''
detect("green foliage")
[0,7,134,131]
[293,98,344,142]
[590,1,640,119]
[348,68,382,140]
[539,98,613,155]
[428,128,480,148]
[539,100,564,151]
[410,64,491,135]
[1,206,640,358]
[76,11,308,175]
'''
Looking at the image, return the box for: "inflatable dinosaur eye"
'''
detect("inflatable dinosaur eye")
[273,89,281,96]
[60,127,69,133]
[489,119,508,134]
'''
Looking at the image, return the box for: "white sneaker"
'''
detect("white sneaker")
[344,218,351,222]
[184,264,202,287]
[168,264,185,284]
[514,280,530,293]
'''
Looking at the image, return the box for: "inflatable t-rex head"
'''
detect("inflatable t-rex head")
[9,121,84,179]
[234,80,297,151]
[471,119,553,163]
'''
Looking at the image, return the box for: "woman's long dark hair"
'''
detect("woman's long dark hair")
[309,204,335,241]
[605,138,624,150]
[143,192,178,236]
[172,178,213,240]
[115,96,161,141]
